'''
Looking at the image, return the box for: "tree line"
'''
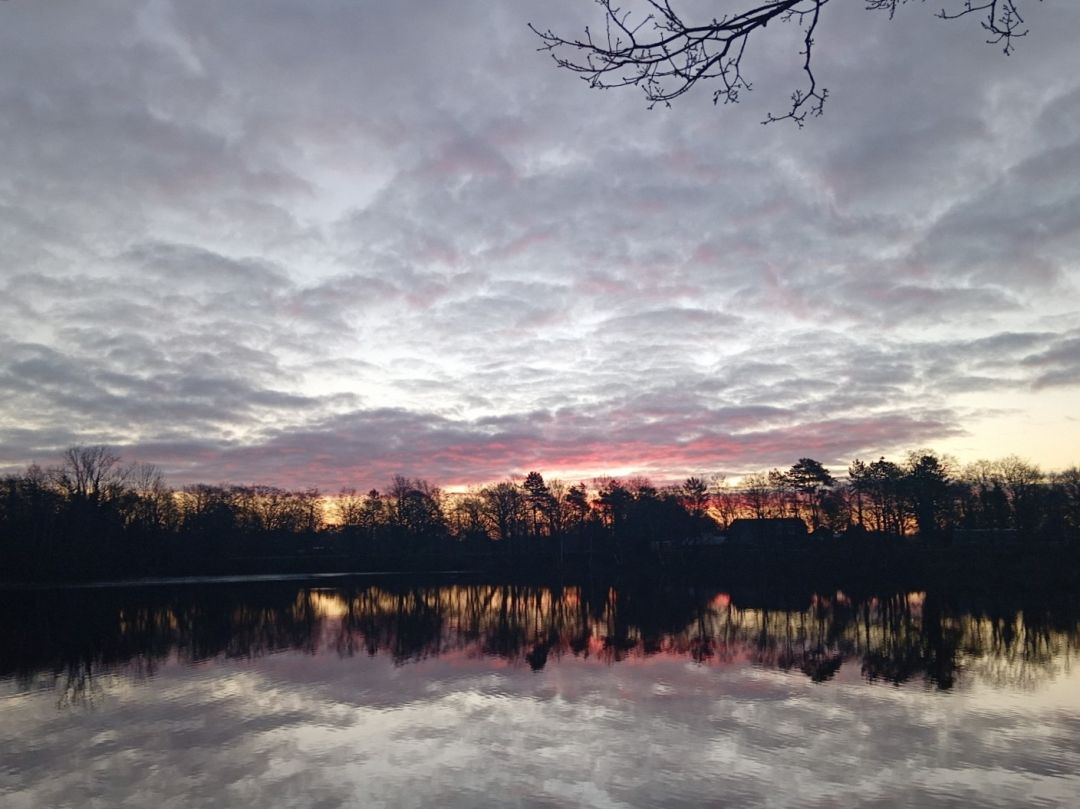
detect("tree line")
[1,445,1078,580]
[722,452,1080,539]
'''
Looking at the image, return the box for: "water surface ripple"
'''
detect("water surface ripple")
[2,579,1078,808]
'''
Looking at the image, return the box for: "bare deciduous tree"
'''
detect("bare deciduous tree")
[50,445,127,504]
[531,0,1041,125]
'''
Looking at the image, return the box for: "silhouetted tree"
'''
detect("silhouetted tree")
[997,455,1044,533]
[787,458,835,529]
[741,471,772,519]
[386,476,444,543]
[121,463,178,536]
[2,443,1077,582]
[360,489,384,540]
[179,484,239,536]
[710,474,739,529]
[905,452,952,538]
[563,483,594,561]
[564,483,591,529]
[1053,467,1080,536]
[595,477,633,533]
[0,464,62,576]
[681,476,710,518]
[335,487,366,529]
[848,458,871,528]
[867,457,907,535]
[50,445,127,506]
[235,485,323,534]
[768,467,796,518]
[523,471,555,540]
[959,459,1009,529]
[448,490,489,543]
[545,478,571,538]
[481,481,527,542]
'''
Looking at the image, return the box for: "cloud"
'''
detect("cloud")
[1022,332,1080,390]
[0,398,962,490]
[1,0,1079,484]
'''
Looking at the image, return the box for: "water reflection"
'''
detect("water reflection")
[3,579,1078,701]
[4,579,1080,809]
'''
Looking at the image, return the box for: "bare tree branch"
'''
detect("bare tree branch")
[934,0,1032,53]
[531,0,1043,125]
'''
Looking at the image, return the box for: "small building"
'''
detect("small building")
[727,517,808,545]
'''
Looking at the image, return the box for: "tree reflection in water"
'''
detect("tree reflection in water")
[2,580,1078,705]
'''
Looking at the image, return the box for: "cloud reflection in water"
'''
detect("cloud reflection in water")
[2,581,1079,808]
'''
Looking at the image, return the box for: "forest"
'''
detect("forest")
[1,446,1078,581]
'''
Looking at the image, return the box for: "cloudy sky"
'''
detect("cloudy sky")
[1,0,1078,490]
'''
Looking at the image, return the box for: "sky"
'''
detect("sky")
[1,0,1078,491]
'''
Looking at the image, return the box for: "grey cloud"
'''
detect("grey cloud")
[820,278,1021,327]
[909,142,1080,290]
[103,403,965,488]
[121,241,292,291]
[2,0,1079,483]
[0,332,339,464]
[1022,332,1080,390]
[599,307,744,341]
[1036,84,1080,146]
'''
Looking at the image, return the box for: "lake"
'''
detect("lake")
[2,576,1079,808]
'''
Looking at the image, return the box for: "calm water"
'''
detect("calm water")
[2,578,1079,808]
